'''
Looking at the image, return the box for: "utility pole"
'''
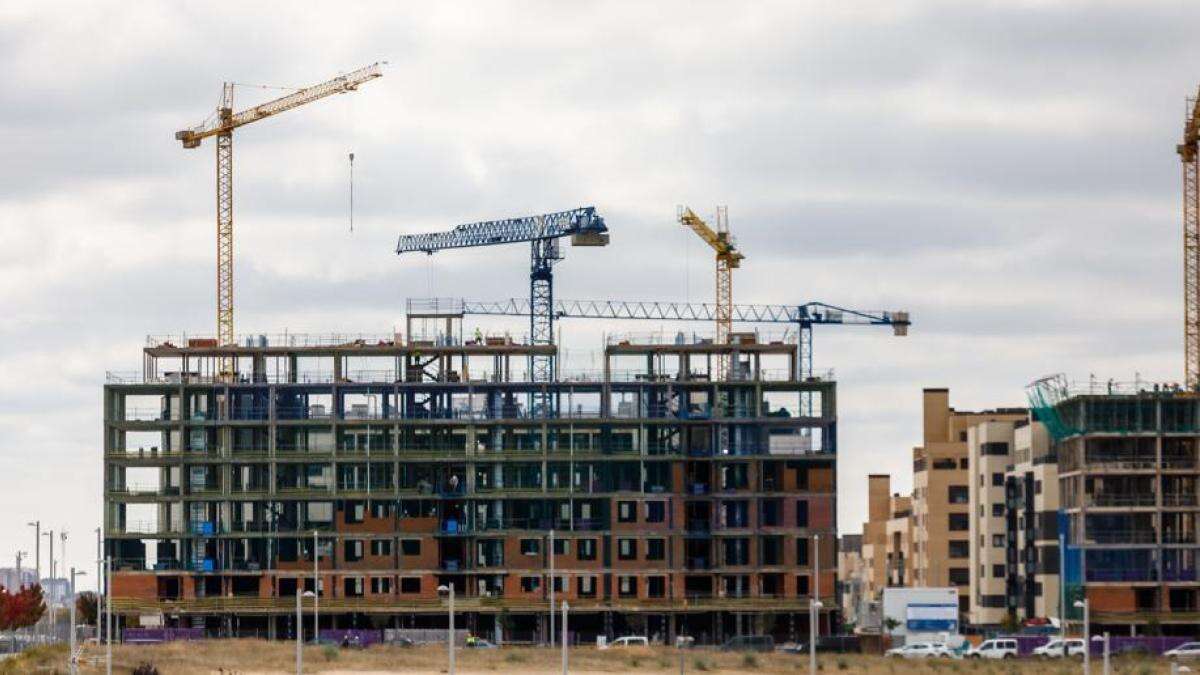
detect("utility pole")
[1058,532,1066,654]
[69,568,77,675]
[61,532,69,596]
[548,529,555,647]
[105,557,112,675]
[27,521,40,585]
[811,534,820,675]
[15,552,25,588]
[96,528,102,596]
[312,530,319,642]
[69,567,86,675]
[559,598,568,672]
[45,529,54,637]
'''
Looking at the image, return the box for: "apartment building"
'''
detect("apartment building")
[103,326,837,643]
[849,475,913,631]
[1044,386,1200,634]
[1004,420,1058,623]
[967,420,1016,627]
[859,475,891,603]
[966,415,1056,628]
[837,534,864,626]
[911,389,1026,618]
[884,494,914,589]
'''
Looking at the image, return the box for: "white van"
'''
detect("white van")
[968,638,1018,659]
[1033,638,1084,658]
[603,636,649,649]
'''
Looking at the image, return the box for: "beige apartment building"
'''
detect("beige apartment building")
[911,389,1026,617]
[1006,421,1058,622]
[838,534,865,626]
[967,420,1016,627]
[860,475,892,599]
[884,493,914,589]
[966,415,1058,628]
[849,474,914,631]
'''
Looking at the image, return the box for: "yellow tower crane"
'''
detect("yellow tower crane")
[1178,89,1200,388]
[175,62,384,370]
[679,205,745,378]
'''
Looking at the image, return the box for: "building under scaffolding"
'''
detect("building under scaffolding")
[1035,380,1200,632]
[103,319,838,643]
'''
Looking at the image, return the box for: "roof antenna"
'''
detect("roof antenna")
[348,152,355,233]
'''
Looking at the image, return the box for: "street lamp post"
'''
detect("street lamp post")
[105,557,112,675]
[68,568,86,675]
[27,522,41,585]
[561,600,568,675]
[811,534,821,675]
[439,584,456,675]
[810,600,823,675]
[1075,599,1090,675]
[44,530,57,640]
[312,531,319,643]
[548,529,555,647]
[296,589,315,674]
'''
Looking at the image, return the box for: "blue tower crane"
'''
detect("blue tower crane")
[396,207,609,384]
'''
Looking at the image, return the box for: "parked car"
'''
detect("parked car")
[603,636,650,649]
[1164,642,1200,659]
[886,642,954,659]
[968,638,1019,659]
[778,636,862,655]
[465,637,498,649]
[720,635,775,652]
[1033,638,1084,658]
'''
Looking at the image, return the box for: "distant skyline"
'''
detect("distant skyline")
[3,2,1200,589]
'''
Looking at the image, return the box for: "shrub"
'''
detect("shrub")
[132,664,159,675]
[836,657,848,670]
[740,653,759,669]
[322,644,339,661]
[693,657,711,671]
[504,652,527,663]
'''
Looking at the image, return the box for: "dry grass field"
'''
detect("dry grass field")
[0,641,1178,674]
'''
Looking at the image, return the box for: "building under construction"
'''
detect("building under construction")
[103,317,839,643]
[1030,378,1200,633]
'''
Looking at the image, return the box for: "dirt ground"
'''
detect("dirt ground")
[0,641,1179,674]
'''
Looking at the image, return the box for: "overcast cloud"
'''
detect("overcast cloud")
[2,1,1198,589]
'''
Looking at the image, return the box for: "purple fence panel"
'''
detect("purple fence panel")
[1091,636,1190,656]
[123,627,205,643]
[319,629,383,647]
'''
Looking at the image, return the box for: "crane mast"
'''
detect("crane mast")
[176,63,383,375]
[1179,89,1200,388]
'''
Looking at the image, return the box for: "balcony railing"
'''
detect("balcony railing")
[1088,493,1156,507]
[1086,529,1157,544]
[1164,493,1199,507]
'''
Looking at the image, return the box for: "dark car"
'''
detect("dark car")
[780,636,861,655]
[721,635,775,652]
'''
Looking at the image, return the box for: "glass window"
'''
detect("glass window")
[618,501,636,523]
[645,501,665,523]
[618,538,637,560]
[646,538,665,561]
[577,538,597,561]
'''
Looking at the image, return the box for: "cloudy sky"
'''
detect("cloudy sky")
[2,1,1198,589]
